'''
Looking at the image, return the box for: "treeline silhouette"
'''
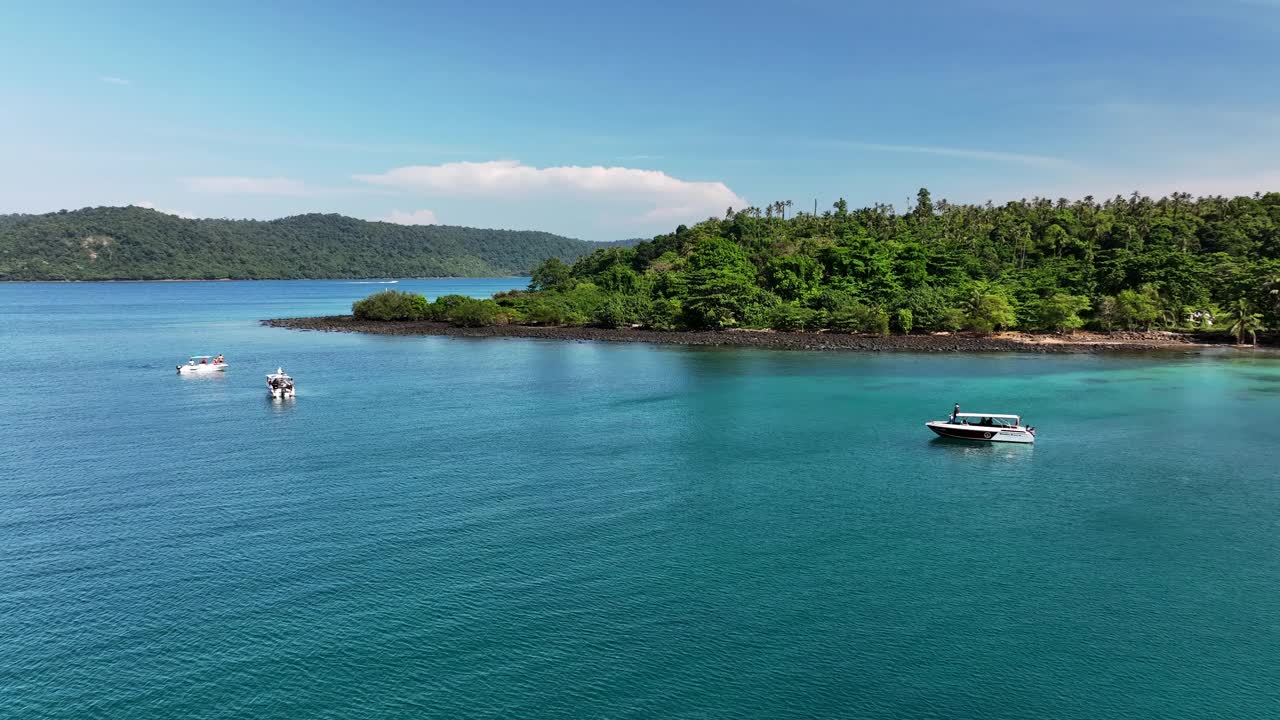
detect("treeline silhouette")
[0,206,608,280]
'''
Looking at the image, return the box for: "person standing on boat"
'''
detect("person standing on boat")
[951,403,960,423]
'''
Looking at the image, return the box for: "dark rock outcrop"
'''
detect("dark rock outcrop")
[263,316,1216,354]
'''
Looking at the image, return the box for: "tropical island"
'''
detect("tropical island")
[0,206,621,280]
[269,190,1280,351]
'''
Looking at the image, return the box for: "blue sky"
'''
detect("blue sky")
[1,0,1278,239]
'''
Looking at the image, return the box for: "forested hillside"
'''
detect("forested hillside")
[354,190,1280,342]
[0,206,606,280]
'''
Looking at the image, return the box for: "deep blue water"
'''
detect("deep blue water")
[2,280,1278,719]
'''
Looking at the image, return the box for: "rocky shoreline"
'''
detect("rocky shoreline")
[260,316,1235,353]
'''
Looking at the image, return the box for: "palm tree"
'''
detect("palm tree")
[962,286,986,319]
[1227,298,1263,346]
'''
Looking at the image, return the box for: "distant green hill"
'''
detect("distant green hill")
[0,206,620,280]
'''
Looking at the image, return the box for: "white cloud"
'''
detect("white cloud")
[100,76,130,85]
[181,176,308,196]
[133,201,197,219]
[836,142,1070,169]
[380,209,438,225]
[354,160,747,224]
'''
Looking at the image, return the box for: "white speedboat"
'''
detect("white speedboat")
[177,355,227,374]
[266,368,295,398]
[926,409,1036,444]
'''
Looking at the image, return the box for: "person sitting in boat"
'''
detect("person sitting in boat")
[201,357,208,364]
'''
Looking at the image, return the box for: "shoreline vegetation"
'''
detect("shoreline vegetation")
[264,315,1262,353]
[284,189,1279,350]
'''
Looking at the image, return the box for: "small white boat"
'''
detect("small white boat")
[177,355,227,374]
[926,407,1036,444]
[266,368,295,398]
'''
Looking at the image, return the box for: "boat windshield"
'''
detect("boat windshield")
[953,414,1020,427]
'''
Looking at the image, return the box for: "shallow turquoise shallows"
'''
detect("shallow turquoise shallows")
[2,280,1279,719]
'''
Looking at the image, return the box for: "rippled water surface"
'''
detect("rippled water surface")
[2,280,1278,719]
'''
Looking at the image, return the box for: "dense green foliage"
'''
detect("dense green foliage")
[0,206,613,280]
[351,289,429,321]
[352,290,510,328]
[493,191,1277,335]
[357,190,1280,336]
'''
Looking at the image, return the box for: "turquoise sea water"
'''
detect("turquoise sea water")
[2,280,1278,719]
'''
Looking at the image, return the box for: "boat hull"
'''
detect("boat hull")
[926,421,1035,444]
[178,364,227,374]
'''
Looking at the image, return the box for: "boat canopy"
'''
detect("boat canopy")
[955,413,1019,420]
[189,355,213,359]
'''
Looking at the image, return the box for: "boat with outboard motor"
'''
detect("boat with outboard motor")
[926,406,1035,444]
[266,368,295,398]
[177,355,227,374]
